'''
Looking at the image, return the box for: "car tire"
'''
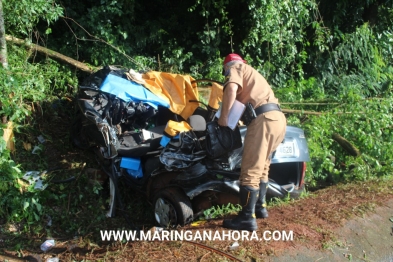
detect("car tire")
[153,187,193,227]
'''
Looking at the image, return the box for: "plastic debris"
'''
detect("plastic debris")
[22,171,48,191]
[125,68,146,85]
[149,227,164,233]
[32,145,42,154]
[40,239,55,252]
[37,135,46,144]
[46,257,59,262]
[229,241,239,250]
[46,215,52,227]
[191,221,206,227]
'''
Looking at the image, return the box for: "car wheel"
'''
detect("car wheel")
[153,187,193,227]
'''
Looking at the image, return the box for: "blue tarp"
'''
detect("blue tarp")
[100,74,170,109]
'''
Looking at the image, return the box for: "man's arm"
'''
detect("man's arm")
[218,82,238,126]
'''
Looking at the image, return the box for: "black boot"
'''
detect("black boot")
[223,186,258,231]
[255,182,268,218]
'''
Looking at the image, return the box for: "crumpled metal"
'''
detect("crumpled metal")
[159,131,206,170]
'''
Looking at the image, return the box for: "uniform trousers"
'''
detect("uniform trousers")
[239,110,286,188]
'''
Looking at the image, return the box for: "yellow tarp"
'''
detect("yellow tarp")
[142,71,199,120]
[208,82,223,110]
[164,120,192,137]
[2,121,15,153]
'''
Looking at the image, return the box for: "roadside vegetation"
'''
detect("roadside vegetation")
[0,0,392,255]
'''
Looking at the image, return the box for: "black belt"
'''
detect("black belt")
[254,103,281,116]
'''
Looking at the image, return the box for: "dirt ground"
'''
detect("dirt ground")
[271,198,393,261]
[1,178,392,262]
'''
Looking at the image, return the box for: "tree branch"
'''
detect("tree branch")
[332,133,361,157]
[60,16,150,71]
[5,34,97,73]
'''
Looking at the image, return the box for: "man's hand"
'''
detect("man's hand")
[218,116,228,127]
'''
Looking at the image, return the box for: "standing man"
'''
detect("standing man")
[218,54,286,231]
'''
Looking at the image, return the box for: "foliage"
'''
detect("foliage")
[30,0,391,92]
[0,96,109,238]
[238,0,317,87]
[0,0,124,240]
[0,124,45,228]
[0,40,77,232]
[303,97,393,186]
[3,0,63,36]
[0,129,21,213]
[311,25,393,99]
[0,46,77,122]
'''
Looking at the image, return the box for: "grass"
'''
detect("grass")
[201,203,241,220]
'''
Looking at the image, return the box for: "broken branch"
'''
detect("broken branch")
[5,35,97,73]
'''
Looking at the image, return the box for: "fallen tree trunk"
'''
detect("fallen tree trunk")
[281,108,367,115]
[281,102,340,105]
[332,133,361,157]
[281,109,323,115]
[5,35,97,73]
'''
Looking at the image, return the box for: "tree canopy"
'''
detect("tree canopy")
[2,0,392,98]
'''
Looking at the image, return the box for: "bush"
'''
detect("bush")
[302,97,393,186]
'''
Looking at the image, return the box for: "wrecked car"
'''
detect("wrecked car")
[71,66,310,227]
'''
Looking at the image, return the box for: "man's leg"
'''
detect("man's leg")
[255,160,270,218]
[222,185,259,231]
[222,111,286,230]
[223,113,269,231]
[240,111,286,188]
[254,111,286,219]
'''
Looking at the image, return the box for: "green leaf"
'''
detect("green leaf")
[34,212,39,221]
[35,203,42,212]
